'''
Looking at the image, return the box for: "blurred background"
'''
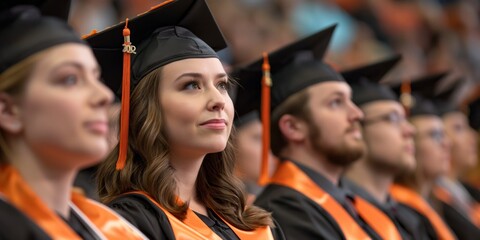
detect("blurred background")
[69,0,480,183]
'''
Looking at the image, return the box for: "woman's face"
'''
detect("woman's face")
[411,116,451,180]
[443,112,478,172]
[235,119,276,183]
[160,58,234,157]
[10,43,113,169]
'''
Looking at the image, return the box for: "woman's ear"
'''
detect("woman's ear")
[0,93,22,133]
[278,114,308,142]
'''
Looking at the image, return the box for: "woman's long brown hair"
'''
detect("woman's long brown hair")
[96,67,273,230]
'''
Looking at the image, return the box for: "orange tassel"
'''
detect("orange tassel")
[400,80,412,116]
[116,19,136,170]
[258,52,272,186]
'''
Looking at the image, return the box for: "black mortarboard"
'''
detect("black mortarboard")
[231,69,261,128]
[342,55,402,106]
[231,25,339,128]
[433,78,463,116]
[233,25,340,114]
[0,0,82,74]
[85,0,226,95]
[0,0,71,20]
[393,72,450,117]
[85,0,226,170]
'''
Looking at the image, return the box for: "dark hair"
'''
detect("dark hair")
[271,88,311,157]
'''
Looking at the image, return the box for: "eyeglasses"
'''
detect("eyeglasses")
[416,129,446,144]
[361,111,407,126]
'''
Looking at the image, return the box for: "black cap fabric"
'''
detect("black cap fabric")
[85,0,227,95]
[0,0,71,20]
[342,55,402,106]
[232,25,341,115]
[0,0,82,74]
[393,72,449,117]
[231,68,261,127]
[434,78,463,116]
[467,97,480,130]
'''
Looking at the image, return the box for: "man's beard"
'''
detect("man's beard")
[309,122,364,167]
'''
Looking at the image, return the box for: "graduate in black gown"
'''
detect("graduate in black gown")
[0,1,146,239]
[341,56,433,240]
[391,73,458,240]
[432,80,480,240]
[87,0,284,239]
[232,25,391,240]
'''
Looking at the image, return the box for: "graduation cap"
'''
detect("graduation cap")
[231,25,338,185]
[85,0,226,170]
[433,78,463,116]
[393,72,450,117]
[0,0,81,74]
[85,0,226,95]
[231,68,261,128]
[234,24,341,113]
[341,55,402,106]
[0,0,71,20]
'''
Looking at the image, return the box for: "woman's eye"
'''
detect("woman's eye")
[60,75,78,86]
[330,98,342,108]
[217,81,230,91]
[184,81,201,90]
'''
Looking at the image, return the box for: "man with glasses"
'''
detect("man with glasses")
[249,25,398,240]
[390,72,458,240]
[342,56,432,240]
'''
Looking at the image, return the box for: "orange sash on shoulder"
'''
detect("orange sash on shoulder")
[390,184,456,240]
[354,196,402,240]
[128,191,274,240]
[433,186,480,228]
[269,161,371,240]
[0,165,146,240]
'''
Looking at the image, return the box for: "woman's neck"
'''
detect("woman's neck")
[8,139,75,218]
[170,151,206,214]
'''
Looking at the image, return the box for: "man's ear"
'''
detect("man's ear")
[278,114,308,142]
[0,93,22,134]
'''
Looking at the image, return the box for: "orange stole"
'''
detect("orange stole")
[0,164,146,240]
[390,184,456,240]
[353,196,402,240]
[433,186,480,228]
[269,161,371,240]
[127,191,274,240]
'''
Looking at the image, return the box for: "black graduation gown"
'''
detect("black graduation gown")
[254,161,382,240]
[108,193,285,240]
[73,165,99,200]
[342,178,432,240]
[394,202,442,240]
[0,199,101,240]
[436,198,480,240]
[0,199,51,240]
[461,181,480,202]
